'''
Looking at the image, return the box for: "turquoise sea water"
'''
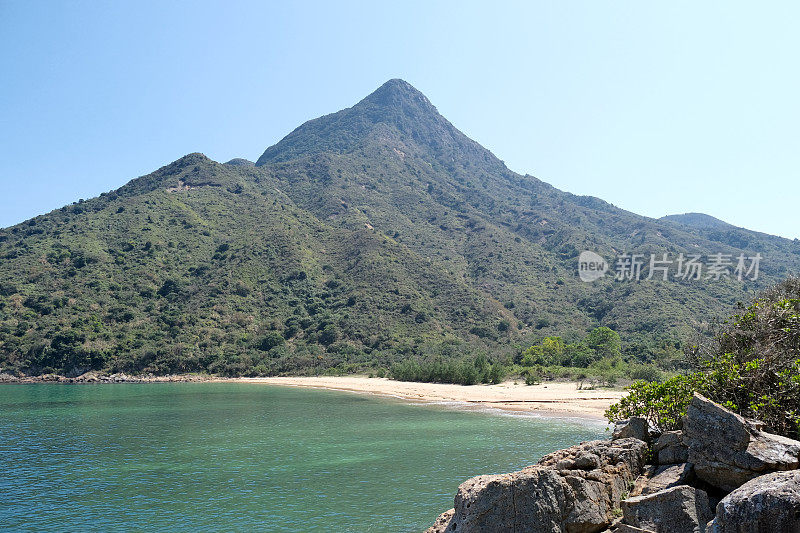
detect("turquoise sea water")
[0,383,604,532]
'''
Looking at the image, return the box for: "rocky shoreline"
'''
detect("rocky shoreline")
[428,393,800,532]
[0,371,216,384]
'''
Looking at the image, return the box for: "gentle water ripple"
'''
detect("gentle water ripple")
[0,383,603,532]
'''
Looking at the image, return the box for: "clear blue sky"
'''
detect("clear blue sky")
[1,1,798,238]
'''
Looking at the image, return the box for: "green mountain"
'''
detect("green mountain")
[1,79,798,376]
[659,212,734,230]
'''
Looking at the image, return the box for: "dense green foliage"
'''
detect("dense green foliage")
[607,277,800,439]
[390,354,508,385]
[1,79,799,378]
[515,326,668,387]
[520,327,620,367]
[606,374,705,432]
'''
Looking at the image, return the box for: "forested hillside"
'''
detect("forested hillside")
[1,79,798,376]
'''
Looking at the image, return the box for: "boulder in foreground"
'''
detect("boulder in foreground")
[612,417,649,442]
[621,485,713,533]
[429,392,800,532]
[709,470,800,532]
[636,463,695,496]
[685,393,800,491]
[652,431,688,465]
[428,438,648,533]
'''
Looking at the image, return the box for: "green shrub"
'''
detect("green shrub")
[521,328,620,368]
[523,370,540,386]
[318,324,339,346]
[390,355,506,386]
[585,327,621,360]
[565,343,598,367]
[521,345,545,366]
[605,373,706,432]
[688,278,800,438]
[628,364,664,383]
[700,351,800,438]
[257,332,285,351]
[487,363,508,384]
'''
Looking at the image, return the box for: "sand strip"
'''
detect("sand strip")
[233,376,624,421]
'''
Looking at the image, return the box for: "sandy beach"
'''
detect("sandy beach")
[235,376,625,421]
[3,372,624,421]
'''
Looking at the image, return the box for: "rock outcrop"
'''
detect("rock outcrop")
[684,393,800,491]
[427,438,648,533]
[428,392,800,533]
[621,485,713,533]
[635,463,695,496]
[709,470,800,532]
[612,417,649,442]
[0,372,215,384]
[427,509,455,533]
[652,431,688,465]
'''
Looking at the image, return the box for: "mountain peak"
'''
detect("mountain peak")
[357,78,434,111]
[224,158,255,167]
[255,79,503,171]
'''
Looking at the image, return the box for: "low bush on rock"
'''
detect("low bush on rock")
[606,373,705,432]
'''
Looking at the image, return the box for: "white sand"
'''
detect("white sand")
[230,376,625,421]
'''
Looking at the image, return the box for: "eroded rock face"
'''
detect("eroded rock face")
[710,470,800,533]
[437,438,648,533]
[621,485,713,533]
[426,508,455,533]
[653,431,688,465]
[684,393,800,491]
[612,417,649,443]
[636,463,695,496]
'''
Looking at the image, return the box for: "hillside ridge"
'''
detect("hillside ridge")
[1,80,799,377]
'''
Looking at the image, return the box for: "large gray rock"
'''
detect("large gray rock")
[710,470,800,533]
[636,463,695,496]
[433,438,648,533]
[72,371,101,383]
[684,393,800,491]
[426,508,455,533]
[613,417,649,442]
[621,485,713,533]
[653,431,688,465]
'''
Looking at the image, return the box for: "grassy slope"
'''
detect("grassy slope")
[1,80,798,376]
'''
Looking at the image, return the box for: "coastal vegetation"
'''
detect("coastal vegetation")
[607,276,800,439]
[387,324,667,387]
